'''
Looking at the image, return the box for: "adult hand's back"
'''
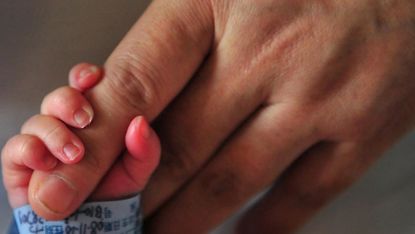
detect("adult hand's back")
[140,1,415,233]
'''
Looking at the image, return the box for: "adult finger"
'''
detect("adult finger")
[90,116,160,201]
[236,142,382,234]
[142,50,269,215]
[28,0,213,220]
[2,135,56,208]
[236,103,415,234]
[21,115,85,164]
[145,104,319,233]
[41,87,94,129]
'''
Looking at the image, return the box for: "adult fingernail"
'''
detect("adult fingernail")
[35,175,78,214]
[74,107,93,128]
[79,65,98,80]
[63,143,80,161]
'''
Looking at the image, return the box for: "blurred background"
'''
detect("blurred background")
[0,1,414,233]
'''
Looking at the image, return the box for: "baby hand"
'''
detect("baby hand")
[2,63,160,210]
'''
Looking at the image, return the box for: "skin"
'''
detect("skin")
[2,64,161,208]
[3,0,415,233]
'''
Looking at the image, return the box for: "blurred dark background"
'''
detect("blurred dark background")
[1,1,414,233]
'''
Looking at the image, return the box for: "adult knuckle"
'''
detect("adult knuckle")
[160,146,198,183]
[105,55,161,114]
[199,170,251,206]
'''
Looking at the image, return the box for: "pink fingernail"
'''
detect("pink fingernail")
[74,107,93,128]
[137,116,151,139]
[79,65,98,80]
[63,143,80,161]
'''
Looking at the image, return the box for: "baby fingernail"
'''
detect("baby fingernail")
[74,107,93,128]
[137,116,151,139]
[35,175,78,214]
[63,143,80,161]
[79,65,98,80]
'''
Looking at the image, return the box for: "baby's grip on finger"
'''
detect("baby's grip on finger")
[2,135,57,208]
[21,115,85,164]
[41,87,94,129]
[90,116,161,201]
[2,134,57,173]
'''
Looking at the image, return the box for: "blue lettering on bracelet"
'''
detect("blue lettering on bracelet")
[14,195,141,234]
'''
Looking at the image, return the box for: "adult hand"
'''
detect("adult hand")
[139,0,415,233]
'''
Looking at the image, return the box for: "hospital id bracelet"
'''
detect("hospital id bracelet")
[13,194,141,234]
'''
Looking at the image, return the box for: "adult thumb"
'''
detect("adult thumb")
[28,0,213,220]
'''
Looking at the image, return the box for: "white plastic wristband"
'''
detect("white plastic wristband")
[13,195,142,234]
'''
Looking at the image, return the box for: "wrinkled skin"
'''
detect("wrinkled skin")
[8,0,415,233]
[143,1,415,233]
